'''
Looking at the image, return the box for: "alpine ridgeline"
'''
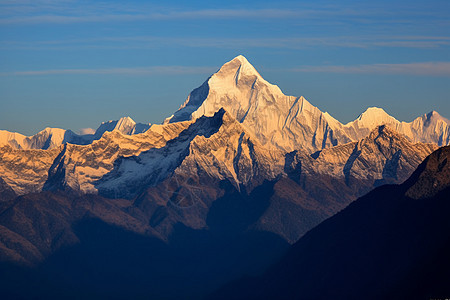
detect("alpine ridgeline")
[165,55,450,152]
[0,116,151,150]
[0,55,447,263]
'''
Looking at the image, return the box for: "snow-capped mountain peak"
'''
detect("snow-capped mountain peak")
[164,55,285,124]
[94,116,150,139]
[0,116,152,150]
[109,116,136,134]
[347,106,399,129]
[0,127,74,150]
[164,55,339,152]
[117,116,135,125]
[218,54,264,83]
[1,56,449,153]
[424,110,450,125]
[164,55,450,152]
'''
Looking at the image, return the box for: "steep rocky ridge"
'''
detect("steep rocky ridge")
[166,55,450,152]
[57,109,284,201]
[0,146,62,195]
[310,125,438,184]
[250,125,437,242]
[0,120,190,196]
[165,55,351,152]
[1,112,435,206]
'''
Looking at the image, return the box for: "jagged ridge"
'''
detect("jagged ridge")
[0,116,151,150]
[166,55,450,152]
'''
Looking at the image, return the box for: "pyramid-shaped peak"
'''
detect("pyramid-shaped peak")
[426,110,450,123]
[233,54,248,63]
[117,116,136,124]
[426,110,439,120]
[422,110,450,125]
[217,55,262,79]
[164,55,284,125]
[115,117,137,135]
[101,116,135,125]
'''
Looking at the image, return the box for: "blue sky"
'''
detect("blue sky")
[1,0,449,135]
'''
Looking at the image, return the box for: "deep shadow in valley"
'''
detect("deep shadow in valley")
[0,185,289,299]
[210,184,450,300]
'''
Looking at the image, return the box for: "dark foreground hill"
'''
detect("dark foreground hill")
[212,146,450,300]
[0,188,290,299]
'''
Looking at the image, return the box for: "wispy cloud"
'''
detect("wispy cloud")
[1,1,448,25]
[78,127,95,135]
[4,62,450,78]
[0,8,311,25]
[0,66,217,76]
[1,36,449,51]
[290,62,450,76]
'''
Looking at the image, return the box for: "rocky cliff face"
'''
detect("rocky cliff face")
[310,125,438,184]
[0,145,62,195]
[251,125,437,243]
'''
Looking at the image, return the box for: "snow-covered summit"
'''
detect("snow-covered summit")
[403,110,450,145]
[1,56,449,153]
[423,110,450,125]
[94,116,150,139]
[219,55,266,83]
[164,55,284,124]
[164,55,342,152]
[0,127,78,150]
[347,107,399,128]
[164,55,450,152]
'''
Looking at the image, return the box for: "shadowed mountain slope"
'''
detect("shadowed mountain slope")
[212,146,450,299]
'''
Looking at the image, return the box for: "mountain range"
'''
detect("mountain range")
[166,55,449,152]
[0,55,449,299]
[0,56,447,200]
[0,116,150,150]
[1,56,449,153]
